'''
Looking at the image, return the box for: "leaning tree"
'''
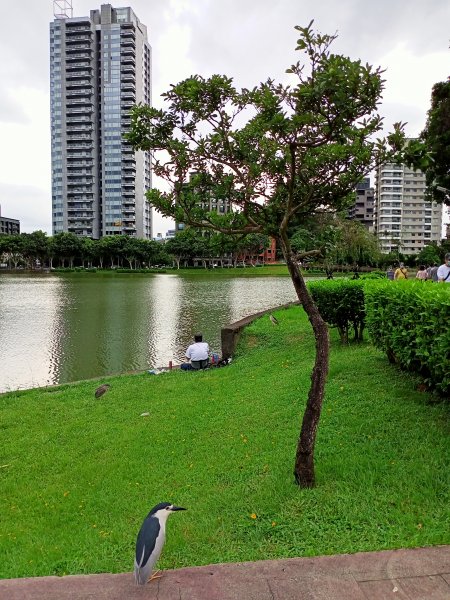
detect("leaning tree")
[128,22,405,487]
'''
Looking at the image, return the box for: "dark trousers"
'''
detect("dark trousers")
[180,359,209,371]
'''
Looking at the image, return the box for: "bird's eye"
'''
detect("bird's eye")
[166,506,171,511]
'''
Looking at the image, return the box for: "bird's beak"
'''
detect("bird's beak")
[171,506,187,511]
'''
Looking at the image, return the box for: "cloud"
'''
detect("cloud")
[0,91,29,125]
[0,183,51,233]
[1,0,448,235]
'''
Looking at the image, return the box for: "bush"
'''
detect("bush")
[308,279,365,343]
[365,281,450,395]
[359,271,386,279]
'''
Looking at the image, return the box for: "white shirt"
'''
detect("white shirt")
[186,341,209,361]
[437,263,450,282]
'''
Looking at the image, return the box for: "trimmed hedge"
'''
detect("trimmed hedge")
[365,281,450,395]
[309,278,449,395]
[308,279,365,343]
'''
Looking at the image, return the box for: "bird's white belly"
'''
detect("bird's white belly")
[148,529,166,573]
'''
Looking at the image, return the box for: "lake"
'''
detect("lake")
[0,272,299,392]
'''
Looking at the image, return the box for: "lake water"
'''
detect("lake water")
[0,272,299,392]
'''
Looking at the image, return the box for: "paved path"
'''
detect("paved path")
[1,546,449,599]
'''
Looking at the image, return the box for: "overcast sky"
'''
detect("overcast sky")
[0,0,448,235]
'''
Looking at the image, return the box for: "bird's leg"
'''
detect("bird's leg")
[148,570,162,582]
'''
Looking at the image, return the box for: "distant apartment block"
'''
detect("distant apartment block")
[50,3,152,239]
[0,207,20,235]
[175,173,232,233]
[348,177,374,230]
[374,162,443,255]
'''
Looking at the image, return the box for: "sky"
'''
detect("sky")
[0,0,449,235]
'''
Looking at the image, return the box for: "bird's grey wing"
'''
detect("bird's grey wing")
[135,516,160,568]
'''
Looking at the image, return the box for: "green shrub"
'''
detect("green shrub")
[308,279,365,343]
[365,281,450,395]
[359,271,386,279]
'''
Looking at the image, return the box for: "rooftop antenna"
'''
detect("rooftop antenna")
[53,0,73,19]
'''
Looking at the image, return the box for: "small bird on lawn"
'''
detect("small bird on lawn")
[269,314,279,326]
[94,384,110,398]
[134,502,186,585]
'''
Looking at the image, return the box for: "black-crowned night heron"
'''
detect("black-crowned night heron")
[94,384,110,398]
[269,314,279,325]
[134,502,186,585]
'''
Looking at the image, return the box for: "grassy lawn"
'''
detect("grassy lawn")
[1,305,448,578]
[169,264,291,277]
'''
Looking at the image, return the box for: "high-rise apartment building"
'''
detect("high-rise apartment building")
[50,3,152,239]
[348,177,374,230]
[374,162,443,255]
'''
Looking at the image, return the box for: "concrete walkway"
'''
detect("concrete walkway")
[1,546,449,600]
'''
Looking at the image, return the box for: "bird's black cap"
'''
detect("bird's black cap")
[148,502,187,515]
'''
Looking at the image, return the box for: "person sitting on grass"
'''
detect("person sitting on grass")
[180,333,210,371]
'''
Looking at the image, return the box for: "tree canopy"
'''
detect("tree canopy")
[420,80,450,204]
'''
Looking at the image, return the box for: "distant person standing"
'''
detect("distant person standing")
[394,263,408,280]
[437,253,450,283]
[386,266,395,280]
[426,263,439,282]
[181,333,210,370]
[415,265,428,281]
[428,263,439,283]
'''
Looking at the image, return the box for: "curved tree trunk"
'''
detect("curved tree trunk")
[279,234,330,488]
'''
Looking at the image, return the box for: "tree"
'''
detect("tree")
[416,242,441,266]
[51,232,82,268]
[0,235,25,269]
[419,80,450,204]
[165,229,200,268]
[128,22,405,487]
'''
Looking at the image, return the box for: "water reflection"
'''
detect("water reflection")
[0,273,298,392]
[0,275,66,391]
[146,274,183,368]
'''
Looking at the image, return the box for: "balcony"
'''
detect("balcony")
[66,62,92,70]
[65,33,92,41]
[67,133,93,141]
[67,177,94,185]
[121,90,135,100]
[66,143,93,152]
[66,45,93,53]
[66,99,93,108]
[66,120,92,128]
[66,103,93,111]
[66,52,92,61]
[120,36,136,48]
[67,170,93,178]
[67,190,94,197]
[67,161,93,167]
[66,88,93,97]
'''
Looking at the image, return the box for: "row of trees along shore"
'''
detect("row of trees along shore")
[2,218,449,271]
[0,230,271,270]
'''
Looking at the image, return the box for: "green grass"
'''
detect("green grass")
[1,306,449,578]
